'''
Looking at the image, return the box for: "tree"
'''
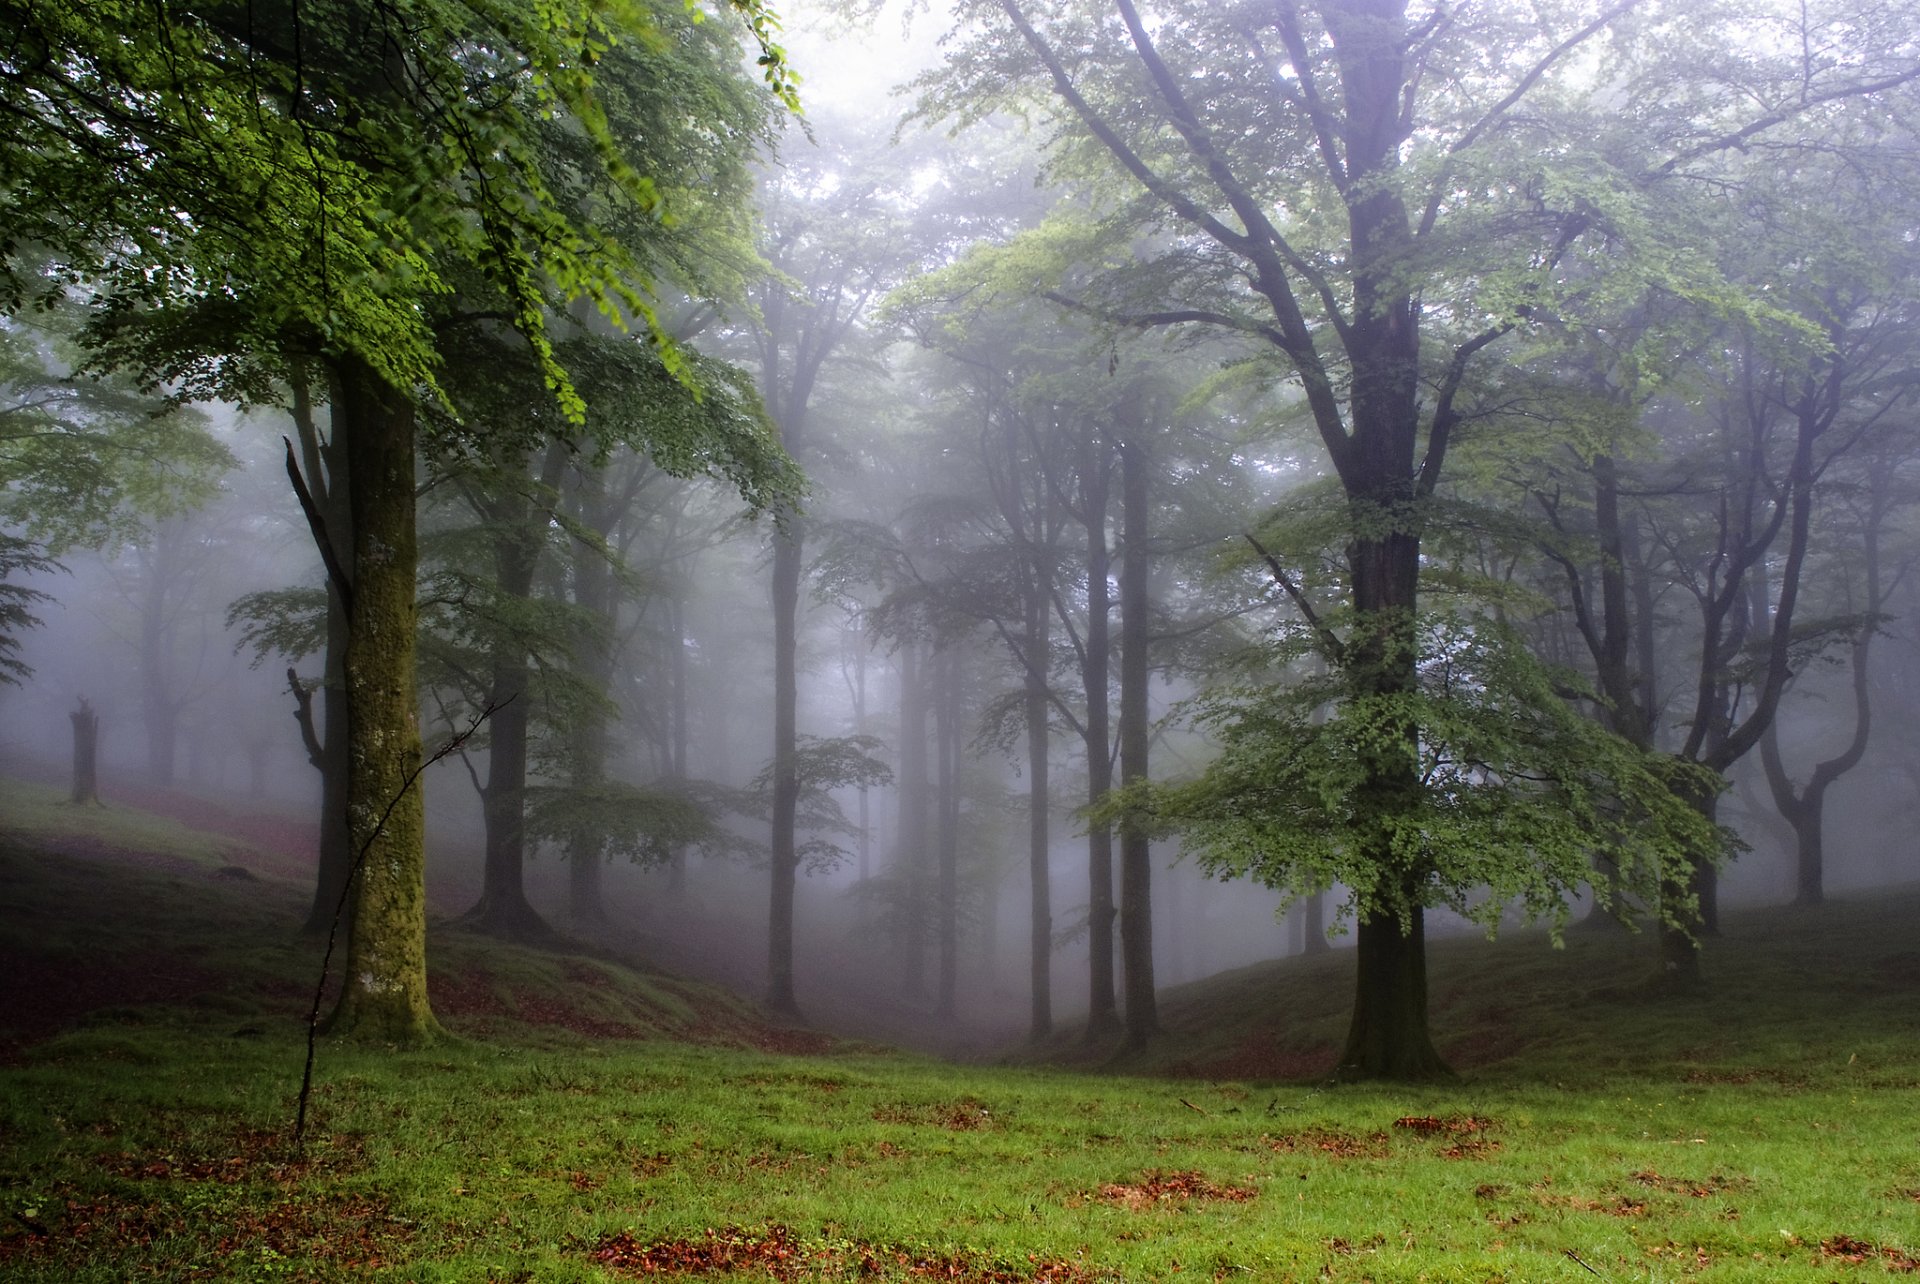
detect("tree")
[4,0,796,1041]
[918,0,1920,1075]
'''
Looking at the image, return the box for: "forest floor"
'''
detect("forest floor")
[2,774,1918,1282]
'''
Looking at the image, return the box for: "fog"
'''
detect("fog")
[5,0,1919,1062]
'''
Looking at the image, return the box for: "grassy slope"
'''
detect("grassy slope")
[2,776,1918,1283]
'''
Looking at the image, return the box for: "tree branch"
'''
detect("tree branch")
[1245,533,1345,664]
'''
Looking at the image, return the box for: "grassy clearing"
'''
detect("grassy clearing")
[2,785,1918,1282]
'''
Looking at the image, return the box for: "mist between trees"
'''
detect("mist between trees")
[3,0,1919,1078]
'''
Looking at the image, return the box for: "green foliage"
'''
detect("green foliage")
[1,0,797,416]
[524,779,728,866]
[225,587,330,668]
[0,310,233,552]
[742,735,894,872]
[1124,611,1726,938]
[0,534,57,686]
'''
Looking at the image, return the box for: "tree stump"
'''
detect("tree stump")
[70,697,100,805]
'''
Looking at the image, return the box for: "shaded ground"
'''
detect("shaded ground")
[0,777,840,1062]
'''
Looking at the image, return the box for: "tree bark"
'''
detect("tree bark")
[291,371,358,936]
[1025,575,1053,1040]
[897,637,930,998]
[69,698,100,805]
[934,645,960,1020]
[566,463,614,924]
[1079,446,1120,1043]
[461,447,559,942]
[767,514,804,1017]
[324,352,439,1043]
[1116,423,1158,1048]
[1338,897,1447,1079]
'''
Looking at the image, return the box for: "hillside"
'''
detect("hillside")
[4,777,1919,1283]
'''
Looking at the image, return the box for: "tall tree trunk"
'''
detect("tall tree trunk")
[69,698,100,805]
[325,353,438,1043]
[138,535,177,785]
[934,645,960,1020]
[1761,451,1883,907]
[292,372,357,936]
[462,449,558,940]
[566,466,614,923]
[667,592,692,895]
[897,638,929,998]
[766,515,803,1017]
[1081,459,1119,1042]
[1025,579,1053,1041]
[1116,424,1158,1047]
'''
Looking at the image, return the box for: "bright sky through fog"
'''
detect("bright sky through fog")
[777,1,950,119]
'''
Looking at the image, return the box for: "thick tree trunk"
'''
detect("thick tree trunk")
[69,698,100,805]
[1301,887,1328,955]
[1117,426,1158,1048]
[325,353,439,1044]
[1025,583,1053,1041]
[766,516,803,1017]
[1338,900,1447,1079]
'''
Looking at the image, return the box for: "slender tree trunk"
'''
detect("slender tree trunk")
[69,698,100,805]
[1081,465,1119,1042]
[1025,581,1053,1041]
[1117,425,1158,1047]
[767,515,803,1017]
[566,466,614,924]
[897,638,929,998]
[462,452,556,940]
[291,374,358,936]
[667,592,691,895]
[325,353,438,1043]
[138,540,177,785]
[934,646,960,1020]
[1759,471,1882,908]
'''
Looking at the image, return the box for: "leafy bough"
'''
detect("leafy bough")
[1099,610,1729,944]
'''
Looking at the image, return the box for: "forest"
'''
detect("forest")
[3,0,1920,1278]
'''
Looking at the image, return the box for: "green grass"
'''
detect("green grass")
[3,784,1919,1282]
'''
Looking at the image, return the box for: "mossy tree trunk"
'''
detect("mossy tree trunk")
[325,353,439,1044]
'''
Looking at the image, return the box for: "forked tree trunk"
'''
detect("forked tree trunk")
[325,353,438,1043]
